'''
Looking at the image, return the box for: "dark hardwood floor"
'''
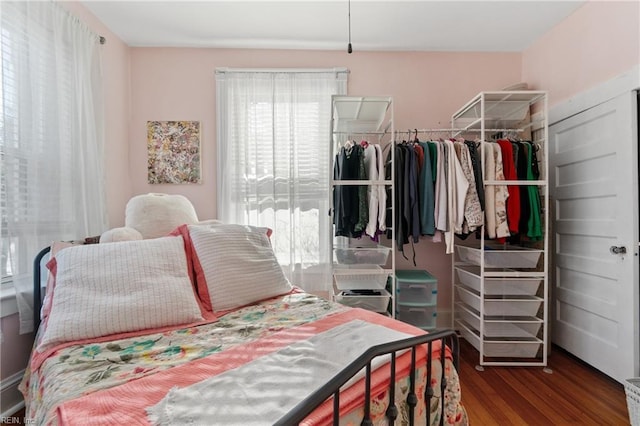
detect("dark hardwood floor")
[2,340,631,425]
[458,339,631,425]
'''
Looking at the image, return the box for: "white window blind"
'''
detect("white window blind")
[216,69,347,292]
[0,2,107,333]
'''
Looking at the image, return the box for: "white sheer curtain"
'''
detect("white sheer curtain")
[216,69,347,293]
[0,2,107,333]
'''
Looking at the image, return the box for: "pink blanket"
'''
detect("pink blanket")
[21,292,466,425]
[57,308,444,425]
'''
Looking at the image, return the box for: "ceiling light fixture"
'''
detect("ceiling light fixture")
[347,0,353,54]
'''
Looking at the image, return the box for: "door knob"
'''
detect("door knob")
[610,245,627,255]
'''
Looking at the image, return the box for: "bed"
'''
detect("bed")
[20,223,468,425]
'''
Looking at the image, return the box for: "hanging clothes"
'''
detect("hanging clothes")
[417,141,435,236]
[482,142,497,239]
[454,141,483,235]
[405,143,420,244]
[465,140,485,212]
[354,145,369,236]
[388,144,410,254]
[378,128,543,250]
[526,143,543,240]
[515,141,531,236]
[493,143,510,239]
[374,144,387,233]
[444,140,469,254]
[363,143,379,238]
[333,142,365,238]
[434,141,448,238]
[496,139,520,235]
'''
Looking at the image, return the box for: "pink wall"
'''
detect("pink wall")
[522,1,640,107]
[0,315,34,381]
[130,48,522,323]
[130,48,521,219]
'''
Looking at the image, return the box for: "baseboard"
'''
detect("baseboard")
[1,369,25,417]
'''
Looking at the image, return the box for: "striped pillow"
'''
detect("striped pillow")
[187,223,292,312]
[39,236,203,348]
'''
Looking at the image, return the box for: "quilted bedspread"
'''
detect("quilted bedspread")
[20,292,467,425]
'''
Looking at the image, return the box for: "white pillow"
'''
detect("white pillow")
[99,226,144,243]
[125,193,199,239]
[39,236,203,348]
[188,224,292,311]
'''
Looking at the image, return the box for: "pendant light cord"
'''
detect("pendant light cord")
[347,0,353,53]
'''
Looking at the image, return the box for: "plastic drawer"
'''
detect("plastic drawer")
[396,269,437,306]
[456,245,542,269]
[333,265,390,290]
[457,306,542,338]
[456,267,542,296]
[458,322,542,358]
[334,247,390,265]
[397,281,437,306]
[397,305,437,330]
[335,289,391,312]
[456,286,543,317]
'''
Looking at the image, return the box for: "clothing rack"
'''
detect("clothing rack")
[394,128,527,139]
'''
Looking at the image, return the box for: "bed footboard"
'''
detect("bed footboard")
[275,329,459,426]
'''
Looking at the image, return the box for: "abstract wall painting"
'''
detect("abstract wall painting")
[147,120,201,184]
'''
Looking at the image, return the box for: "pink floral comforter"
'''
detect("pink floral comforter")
[20,292,467,425]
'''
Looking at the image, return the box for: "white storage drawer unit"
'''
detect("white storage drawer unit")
[395,270,438,330]
[455,267,542,296]
[334,246,390,266]
[456,286,543,317]
[334,288,391,312]
[330,97,396,317]
[333,265,391,290]
[457,304,543,337]
[456,245,542,269]
[451,91,548,367]
[459,324,542,358]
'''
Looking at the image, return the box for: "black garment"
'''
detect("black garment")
[400,143,420,243]
[386,145,410,257]
[531,143,541,180]
[465,140,485,211]
[406,144,420,243]
[333,145,364,237]
[516,141,531,236]
[353,146,368,236]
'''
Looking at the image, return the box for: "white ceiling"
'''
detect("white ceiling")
[81,0,587,52]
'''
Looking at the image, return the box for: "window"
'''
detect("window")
[0,19,34,285]
[0,2,107,332]
[216,69,347,292]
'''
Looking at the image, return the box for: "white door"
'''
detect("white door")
[549,91,639,384]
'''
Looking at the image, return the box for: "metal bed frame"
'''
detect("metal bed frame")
[33,245,460,426]
[275,329,460,425]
